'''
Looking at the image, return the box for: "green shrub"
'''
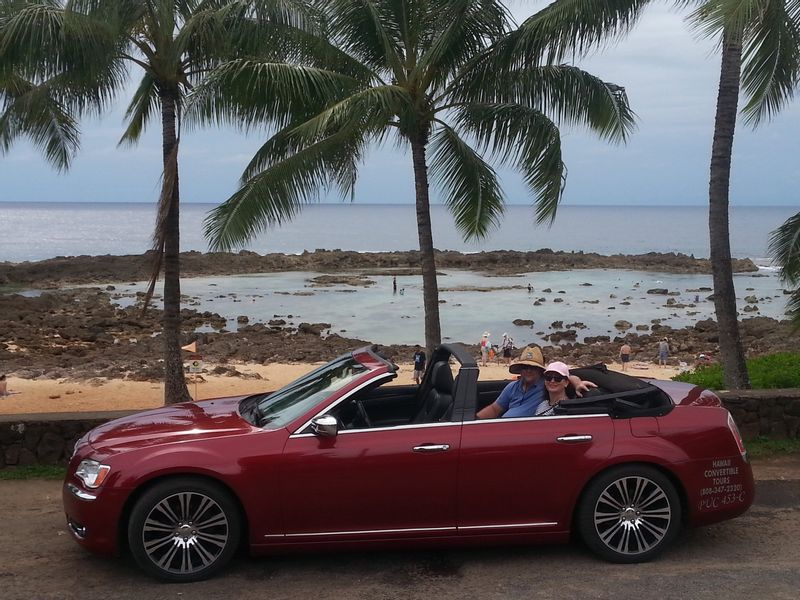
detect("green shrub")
[673,352,800,390]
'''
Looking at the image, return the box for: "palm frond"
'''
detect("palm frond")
[769,211,800,285]
[0,73,80,170]
[451,64,636,143]
[454,103,565,224]
[205,125,369,251]
[740,1,800,125]
[491,0,654,70]
[416,0,509,90]
[785,290,800,329]
[325,0,405,79]
[288,84,410,143]
[186,59,361,130]
[118,71,157,146]
[2,2,126,116]
[428,122,504,240]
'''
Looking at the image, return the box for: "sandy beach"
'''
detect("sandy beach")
[0,360,681,415]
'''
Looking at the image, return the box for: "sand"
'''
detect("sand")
[0,360,681,415]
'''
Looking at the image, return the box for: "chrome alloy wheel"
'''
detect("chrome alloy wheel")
[141,491,230,575]
[593,476,672,556]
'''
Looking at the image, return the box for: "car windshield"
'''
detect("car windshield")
[254,356,368,428]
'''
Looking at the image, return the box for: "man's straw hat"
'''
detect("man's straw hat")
[509,346,545,374]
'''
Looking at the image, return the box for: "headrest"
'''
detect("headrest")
[432,361,454,393]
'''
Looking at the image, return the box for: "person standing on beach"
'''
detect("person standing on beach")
[393,276,397,294]
[619,343,632,371]
[0,374,6,397]
[657,338,670,367]
[480,332,490,366]
[412,345,426,385]
[501,333,514,365]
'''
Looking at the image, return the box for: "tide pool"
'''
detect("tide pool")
[111,267,789,347]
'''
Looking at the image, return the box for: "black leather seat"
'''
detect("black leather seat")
[411,361,454,424]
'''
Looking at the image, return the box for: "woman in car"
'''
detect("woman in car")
[533,361,575,416]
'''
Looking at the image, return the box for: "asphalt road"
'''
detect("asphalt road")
[1,475,798,600]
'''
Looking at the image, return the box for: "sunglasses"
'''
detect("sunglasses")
[543,373,566,382]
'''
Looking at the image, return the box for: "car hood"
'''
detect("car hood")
[87,396,255,454]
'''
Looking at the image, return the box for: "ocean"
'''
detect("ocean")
[2,202,793,346]
[0,202,795,264]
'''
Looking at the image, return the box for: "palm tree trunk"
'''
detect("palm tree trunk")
[159,91,192,404]
[410,134,442,354]
[708,29,750,390]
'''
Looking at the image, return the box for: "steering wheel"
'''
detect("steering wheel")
[354,399,373,428]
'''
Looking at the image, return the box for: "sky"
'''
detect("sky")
[0,3,798,207]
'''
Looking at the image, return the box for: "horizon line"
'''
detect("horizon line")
[0,200,796,209]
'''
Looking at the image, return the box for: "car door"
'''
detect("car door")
[278,421,461,540]
[456,414,615,533]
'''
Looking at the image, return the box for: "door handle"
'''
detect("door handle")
[556,435,593,443]
[412,444,450,453]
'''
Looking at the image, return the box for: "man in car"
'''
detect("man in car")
[476,346,593,419]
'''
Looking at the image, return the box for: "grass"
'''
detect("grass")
[673,352,800,390]
[745,436,800,459]
[0,465,66,480]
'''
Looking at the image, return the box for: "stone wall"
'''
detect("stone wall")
[1,391,799,468]
[0,411,136,467]
[719,389,800,439]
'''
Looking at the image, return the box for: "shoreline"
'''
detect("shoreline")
[0,248,760,289]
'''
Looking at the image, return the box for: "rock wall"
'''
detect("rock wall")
[0,411,135,467]
[1,391,798,468]
[719,389,800,439]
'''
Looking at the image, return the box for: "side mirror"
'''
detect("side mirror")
[311,415,338,438]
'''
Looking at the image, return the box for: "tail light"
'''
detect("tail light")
[727,412,747,459]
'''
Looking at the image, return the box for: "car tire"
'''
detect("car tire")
[127,477,242,582]
[577,464,681,563]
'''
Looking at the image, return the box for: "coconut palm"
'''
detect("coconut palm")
[499,0,800,389]
[196,0,635,353]
[1,0,319,404]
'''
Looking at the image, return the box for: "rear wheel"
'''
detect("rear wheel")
[127,477,241,582]
[577,465,681,563]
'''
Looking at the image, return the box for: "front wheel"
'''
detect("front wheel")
[577,465,682,563]
[127,477,242,582]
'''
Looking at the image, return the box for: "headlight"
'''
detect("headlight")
[74,459,111,489]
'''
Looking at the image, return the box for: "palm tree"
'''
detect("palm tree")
[501,0,800,389]
[195,0,635,354]
[2,0,317,403]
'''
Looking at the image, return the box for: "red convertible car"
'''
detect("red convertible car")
[63,345,753,582]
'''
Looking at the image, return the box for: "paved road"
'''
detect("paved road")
[1,476,798,600]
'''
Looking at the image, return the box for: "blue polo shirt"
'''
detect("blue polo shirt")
[496,378,545,418]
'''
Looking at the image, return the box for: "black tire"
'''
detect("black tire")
[577,465,681,563]
[127,477,242,582]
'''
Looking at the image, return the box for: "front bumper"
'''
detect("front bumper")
[62,479,129,556]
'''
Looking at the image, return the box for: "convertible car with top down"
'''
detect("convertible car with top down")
[63,344,754,582]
